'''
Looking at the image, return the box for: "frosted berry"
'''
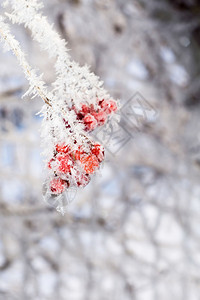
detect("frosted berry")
[83,113,97,131]
[80,154,99,174]
[50,178,67,195]
[100,99,117,114]
[92,110,107,125]
[48,136,106,195]
[57,153,72,173]
[70,146,84,160]
[91,143,104,162]
[108,100,118,113]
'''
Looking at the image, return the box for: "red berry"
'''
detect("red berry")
[70,146,84,160]
[83,113,97,131]
[91,143,104,162]
[100,99,117,114]
[50,178,67,195]
[57,153,71,173]
[74,150,82,160]
[80,154,99,174]
[92,111,107,125]
[108,100,118,113]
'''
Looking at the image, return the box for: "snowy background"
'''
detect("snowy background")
[0,0,200,299]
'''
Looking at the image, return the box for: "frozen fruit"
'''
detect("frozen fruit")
[50,178,67,194]
[57,153,72,173]
[83,113,98,131]
[91,143,104,162]
[48,123,106,194]
[108,99,118,113]
[100,99,118,114]
[92,110,107,125]
[70,146,84,160]
[80,154,99,174]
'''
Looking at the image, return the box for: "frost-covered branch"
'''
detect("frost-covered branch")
[0,0,118,213]
[0,17,51,105]
[3,0,114,108]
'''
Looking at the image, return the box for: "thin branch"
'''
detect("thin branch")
[0,19,52,106]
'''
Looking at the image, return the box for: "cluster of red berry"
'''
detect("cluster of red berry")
[49,142,104,195]
[48,98,117,195]
[73,99,117,131]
